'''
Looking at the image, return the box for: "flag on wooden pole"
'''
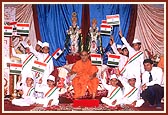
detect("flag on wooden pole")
[9,63,22,75]
[17,23,30,35]
[4,25,13,36]
[90,53,102,65]
[31,60,47,73]
[107,54,120,66]
[52,48,63,60]
[106,14,120,26]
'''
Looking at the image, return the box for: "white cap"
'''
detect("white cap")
[121,44,127,50]
[110,74,118,80]
[42,42,49,48]
[26,73,34,80]
[132,39,141,44]
[47,75,55,82]
[127,73,136,80]
[117,44,122,49]
[37,40,43,47]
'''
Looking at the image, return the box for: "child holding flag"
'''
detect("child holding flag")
[29,41,54,86]
[11,41,36,84]
[109,35,129,73]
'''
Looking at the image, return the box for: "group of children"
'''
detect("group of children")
[99,30,164,109]
[11,39,58,107]
[9,13,164,109]
[12,74,59,107]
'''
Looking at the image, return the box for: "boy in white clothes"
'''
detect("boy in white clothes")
[29,41,54,85]
[109,35,129,71]
[12,73,35,106]
[119,30,144,89]
[39,42,54,85]
[101,74,123,107]
[35,75,59,107]
[118,73,144,107]
[11,41,37,84]
[35,40,43,53]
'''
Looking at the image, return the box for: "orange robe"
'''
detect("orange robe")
[157,56,164,70]
[71,59,99,98]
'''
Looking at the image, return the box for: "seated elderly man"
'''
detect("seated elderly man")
[67,50,99,99]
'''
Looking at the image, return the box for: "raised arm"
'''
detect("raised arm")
[119,30,135,53]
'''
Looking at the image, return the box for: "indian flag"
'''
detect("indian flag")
[107,54,120,66]
[52,48,63,60]
[4,25,13,36]
[17,23,30,35]
[10,63,22,75]
[100,24,112,35]
[90,53,102,65]
[101,20,107,24]
[31,60,47,73]
[9,21,18,36]
[9,21,17,26]
[106,14,120,26]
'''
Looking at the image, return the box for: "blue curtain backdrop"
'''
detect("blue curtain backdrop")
[36,4,131,67]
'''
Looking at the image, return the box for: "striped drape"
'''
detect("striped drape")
[134,4,164,57]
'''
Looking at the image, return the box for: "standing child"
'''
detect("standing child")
[12,41,36,84]
[101,74,123,107]
[119,30,144,89]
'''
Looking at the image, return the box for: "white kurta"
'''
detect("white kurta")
[121,37,145,88]
[37,53,54,85]
[118,76,144,107]
[12,84,35,106]
[111,43,128,71]
[12,48,37,83]
[35,85,59,107]
[29,45,54,85]
[100,78,123,106]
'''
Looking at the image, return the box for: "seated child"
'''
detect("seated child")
[101,74,123,107]
[12,74,35,106]
[35,75,59,107]
[118,74,144,107]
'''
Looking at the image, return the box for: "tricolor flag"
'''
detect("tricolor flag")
[9,21,18,36]
[52,48,63,60]
[90,53,102,65]
[101,20,107,24]
[100,24,112,35]
[4,25,13,36]
[106,14,120,26]
[107,54,120,66]
[10,63,22,75]
[31,60,47,73]
[17,23,30,35]
[9,21,17,26]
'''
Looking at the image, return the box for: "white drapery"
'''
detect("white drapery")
[134,4,164,57]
